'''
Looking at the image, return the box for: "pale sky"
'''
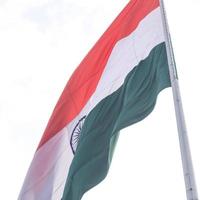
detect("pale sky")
[0,0,200,199]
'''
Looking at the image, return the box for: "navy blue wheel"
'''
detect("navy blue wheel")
[70,116,86,154]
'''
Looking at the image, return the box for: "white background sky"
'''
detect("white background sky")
[0,0,200,199]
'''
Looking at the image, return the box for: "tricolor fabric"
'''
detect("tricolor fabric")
[19,0,171,200]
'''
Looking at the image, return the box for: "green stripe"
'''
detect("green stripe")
[62,42,171,200]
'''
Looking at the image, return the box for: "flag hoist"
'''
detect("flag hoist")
[160,0,198,199]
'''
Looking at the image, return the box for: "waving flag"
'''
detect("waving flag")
[19,0,171,199]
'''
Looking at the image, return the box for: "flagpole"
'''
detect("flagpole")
[159,0,199,199]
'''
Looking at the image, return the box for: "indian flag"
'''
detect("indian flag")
[18,0,171,200]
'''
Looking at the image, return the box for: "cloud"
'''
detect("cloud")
[0,0,6,6]
[23,0,86,32]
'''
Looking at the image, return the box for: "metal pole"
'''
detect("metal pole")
[159,0,199,199]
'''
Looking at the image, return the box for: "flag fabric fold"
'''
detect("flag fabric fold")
[62,42,170,200]
[19,0,171,200]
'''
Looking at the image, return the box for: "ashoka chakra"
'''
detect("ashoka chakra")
[70,116,86,154]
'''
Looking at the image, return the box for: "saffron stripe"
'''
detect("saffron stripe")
[38,0,160,148]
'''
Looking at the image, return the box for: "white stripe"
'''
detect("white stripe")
[19,7,165,200]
